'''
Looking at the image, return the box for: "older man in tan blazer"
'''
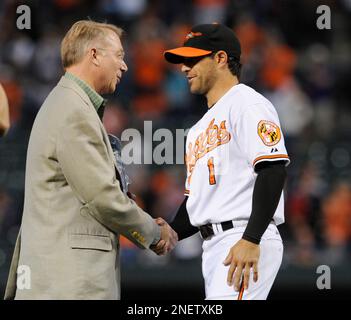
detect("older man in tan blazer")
[4,20,177,300]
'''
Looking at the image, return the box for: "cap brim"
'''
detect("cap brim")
[164,47,212,64]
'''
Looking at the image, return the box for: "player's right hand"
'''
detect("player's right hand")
[151,217,178,255]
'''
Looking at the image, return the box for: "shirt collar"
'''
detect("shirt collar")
[64,72,107,111]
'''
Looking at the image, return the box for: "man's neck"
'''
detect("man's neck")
[206,76,239,109]
[65,66,98,93]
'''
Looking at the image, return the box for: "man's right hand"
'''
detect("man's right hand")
[150,217,178,255]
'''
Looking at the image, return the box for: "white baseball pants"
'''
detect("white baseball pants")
[202,223,283,300]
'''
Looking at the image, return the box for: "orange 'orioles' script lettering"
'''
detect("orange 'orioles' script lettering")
[185,119,231,185]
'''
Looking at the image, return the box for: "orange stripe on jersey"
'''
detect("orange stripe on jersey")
[253,154,289,167]
[184,189,190,195]
[237,280,245,300]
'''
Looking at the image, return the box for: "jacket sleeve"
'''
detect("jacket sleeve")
[56,106,160,249]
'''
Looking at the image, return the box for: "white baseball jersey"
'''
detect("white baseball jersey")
[184,83,289,227]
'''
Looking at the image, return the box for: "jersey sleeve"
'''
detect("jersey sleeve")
[235,103,290,169]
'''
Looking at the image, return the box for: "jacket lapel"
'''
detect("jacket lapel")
[57,76,118,170]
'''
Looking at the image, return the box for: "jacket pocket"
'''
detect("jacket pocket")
[69,233,113,251]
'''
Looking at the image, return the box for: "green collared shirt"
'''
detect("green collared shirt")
[64,72,106,113]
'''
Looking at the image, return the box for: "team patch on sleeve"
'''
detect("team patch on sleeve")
[257,120,281,146]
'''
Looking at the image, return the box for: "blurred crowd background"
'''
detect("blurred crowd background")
[0,0,351,299]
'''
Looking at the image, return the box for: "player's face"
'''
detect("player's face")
[97,33,128,94]
[181,55,217,95]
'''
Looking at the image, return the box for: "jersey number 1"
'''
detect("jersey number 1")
[207,157,216,185]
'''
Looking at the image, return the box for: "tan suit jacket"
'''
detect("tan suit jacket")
[4,76,159,299]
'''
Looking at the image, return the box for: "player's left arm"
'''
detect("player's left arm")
[243,160,287,244]
[223,160,287,291]
[224,102,289,290]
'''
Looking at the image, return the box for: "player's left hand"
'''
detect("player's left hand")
[223,239,260,291]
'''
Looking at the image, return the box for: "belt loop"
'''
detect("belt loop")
[212,223,219,235]
[216,223,223,233]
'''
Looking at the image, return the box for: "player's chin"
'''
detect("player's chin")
[190,86,204,95]
[189,84,200,94]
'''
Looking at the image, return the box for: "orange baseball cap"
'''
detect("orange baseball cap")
[164,23,241,64]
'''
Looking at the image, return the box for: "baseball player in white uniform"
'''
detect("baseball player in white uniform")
[159,23,290,300]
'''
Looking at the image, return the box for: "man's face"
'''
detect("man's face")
[181,55,217,95]
[96,32,128,94]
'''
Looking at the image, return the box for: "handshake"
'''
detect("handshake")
[150,218,178,256]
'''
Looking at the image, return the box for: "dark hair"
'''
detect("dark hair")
[210,53,242,79]
[227,56,242,79]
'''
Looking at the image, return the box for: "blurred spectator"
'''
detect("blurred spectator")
[286,162,324,265]
[129,8,169,119]
[98,0,147,23]
[193,0,228,25]
[130,9,168,89]
[0,188,11,233]
[235,19,265,64]
[5,35,35,71]
[264,49,294,87]
[54,0,84,10]
[103,101,130,136]
[31,28,62,83]
[321,182,351,263]
[266,79,314,139]
[163,23,192,111]
[149,168,185,221]
[0,83,10,136]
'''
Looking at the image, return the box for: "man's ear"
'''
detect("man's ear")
[90,48,100,67]
[214,50,228,68]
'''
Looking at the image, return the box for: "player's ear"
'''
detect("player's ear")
[214,51,228,68]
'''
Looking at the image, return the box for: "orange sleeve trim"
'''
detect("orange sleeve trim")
[253,154,290,167]
[184,189,190,195]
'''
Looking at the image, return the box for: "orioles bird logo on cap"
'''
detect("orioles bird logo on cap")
[185,31,202,41]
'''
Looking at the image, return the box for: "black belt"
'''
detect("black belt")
[199,219,275,240]
[199,220,235,240]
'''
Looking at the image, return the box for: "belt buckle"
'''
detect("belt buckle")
[200,224,213,240]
